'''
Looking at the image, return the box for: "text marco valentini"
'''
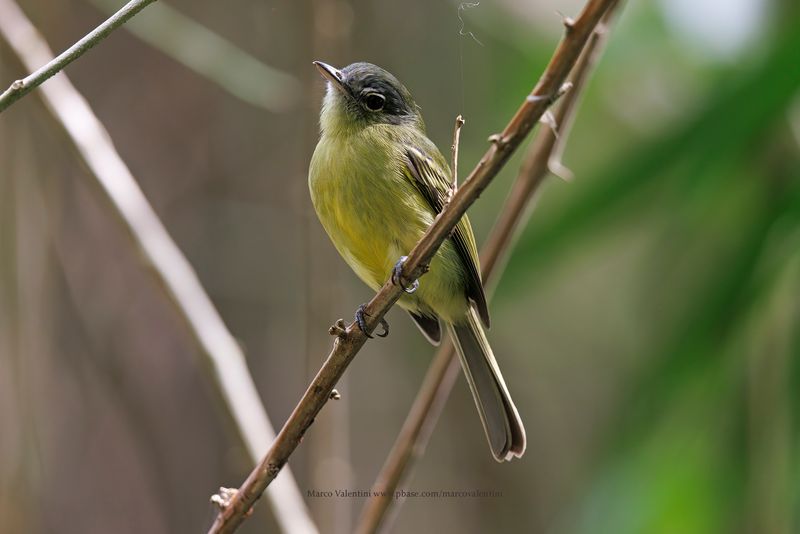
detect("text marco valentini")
[307,489,503,498]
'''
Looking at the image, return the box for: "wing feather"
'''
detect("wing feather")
[403,146,490,327]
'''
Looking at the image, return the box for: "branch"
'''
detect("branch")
[206,0,617,532]
[0,0,157,113]
[451,114,465,192]
[355,6,622,533]
[0,3,318,534]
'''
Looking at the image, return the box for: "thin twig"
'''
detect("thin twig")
[206,1,617,532]
[451,115,465,193]
[0,3,318,534]
[0,0,157,113]
[355,5,621,533]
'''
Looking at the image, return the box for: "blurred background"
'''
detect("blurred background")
[1,0,800,533]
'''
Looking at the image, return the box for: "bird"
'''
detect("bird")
[308,61,525,462]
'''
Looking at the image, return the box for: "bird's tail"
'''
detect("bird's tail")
[448,308,526,462]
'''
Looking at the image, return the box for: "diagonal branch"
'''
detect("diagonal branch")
[355,5,622,533]
[206,0,617,532]
[0,0,157,113]
[0,2,318,534]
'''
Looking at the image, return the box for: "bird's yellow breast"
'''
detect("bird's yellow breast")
[309,127,422,288]
[308,124,469,323]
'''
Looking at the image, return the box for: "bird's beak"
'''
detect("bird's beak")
[313,61,348,96]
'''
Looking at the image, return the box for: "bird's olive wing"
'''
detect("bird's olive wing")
[403,146,490,327]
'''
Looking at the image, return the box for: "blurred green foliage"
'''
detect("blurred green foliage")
[494,3,800,533]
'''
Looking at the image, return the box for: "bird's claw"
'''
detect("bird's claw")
[391,256,419,294]
[355,304,389,338]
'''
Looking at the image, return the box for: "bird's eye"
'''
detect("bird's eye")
[364,93,386,111]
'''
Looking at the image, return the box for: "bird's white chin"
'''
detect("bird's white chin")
[319,87,359,136]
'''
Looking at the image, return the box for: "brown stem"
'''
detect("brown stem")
[451,115,465,192]
[354,5,622,534]
[206,1,617,532]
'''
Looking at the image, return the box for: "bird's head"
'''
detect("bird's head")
[314,61,423,135]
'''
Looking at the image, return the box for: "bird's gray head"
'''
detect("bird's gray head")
[314,61,423,133]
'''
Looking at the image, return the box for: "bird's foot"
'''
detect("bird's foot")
[355,304,389,338]
[391,256,419,294]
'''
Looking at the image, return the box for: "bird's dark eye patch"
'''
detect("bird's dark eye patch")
[363,92,386,111]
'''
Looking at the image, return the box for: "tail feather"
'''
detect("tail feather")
[448,308,526,462]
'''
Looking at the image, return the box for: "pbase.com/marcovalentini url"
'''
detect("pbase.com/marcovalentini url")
[307,489,503,499]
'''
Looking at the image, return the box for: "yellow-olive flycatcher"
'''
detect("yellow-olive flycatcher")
[309,61,525,461]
